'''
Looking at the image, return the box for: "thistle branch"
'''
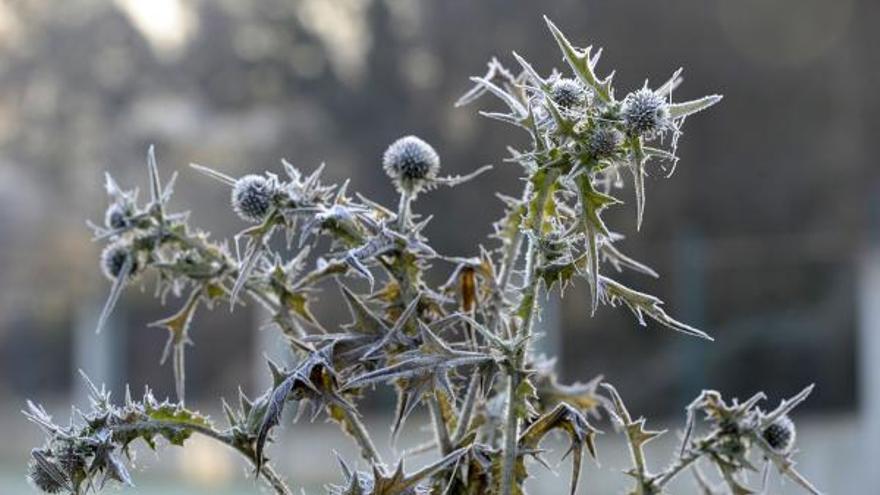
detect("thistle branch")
[499,167,559,495]
[340,407,384,466]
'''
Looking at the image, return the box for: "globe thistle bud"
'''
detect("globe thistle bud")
[382,135,440,196]
[104,202,133,230]
[100,241,139,282]
[585,125,623,159]
[762,415,796,454]
[550,77,587,109]
[231,174,273,222]
[621,88,670,137]
[27,455,65,493]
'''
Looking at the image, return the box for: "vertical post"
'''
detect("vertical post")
[858,252,880,490]
[533,287,562,362]
[858,177,880,489]
[73,302,123,404]
[674,230,707,403]
[252,307,288,390]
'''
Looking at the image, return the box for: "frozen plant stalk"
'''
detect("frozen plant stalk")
[24,17,819,495]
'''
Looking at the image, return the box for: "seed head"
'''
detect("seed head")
[100,241,138,282]
[231,174,273,222]
[585,125,623,159]
[104,202,133,230]
[621,88,670,137]
[550,78,587,109]
[28,455,65,493]
[762,415,796,454]
[382,135,440,196]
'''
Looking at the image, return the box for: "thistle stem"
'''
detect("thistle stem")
[172,344,186,405]
[341,408,384,465]
[110,419,291,495]
[497,187,531,295]
[656,449,703,488]
[497,230,524,300]
[656,434,717,488]
[500,372,522,494]
[397,192,412,231]
[499,168,559,495]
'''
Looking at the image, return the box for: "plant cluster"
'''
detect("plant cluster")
[25,17,819,495]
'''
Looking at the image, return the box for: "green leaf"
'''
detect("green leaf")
[601,242,659,279]
[229,220,275,308]
[280,290,322,330]
[144,402,213,446]
[469,76,528,120]
[535,370,605,416]
[602,383,665,488]
[600,276,713,341]
[342,351,491,393]
[149,288,202,403]
[515,289,536,321]
[511,51,548,89]
[514,377,539,421]
[544,16,613,102]
[456,56,515,108]
[357,448,466,495]
[518,403,600,495]
[493,194,526,249]
[537,255,586,293]
[204,282,227,301]
[146,145,162,205]
[340,284,389,336]
[254,351,352,474]
[524,168,559,233]
[668,94,723,119]
[544,97,576,135]
[577,174,621,314]
[628,135,648,231]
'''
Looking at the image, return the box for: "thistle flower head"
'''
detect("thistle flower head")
[104,202,134,230]
[762,415,796,454]
[585,125,623,160]
[231,174,274,222]
[382,135,440,196]
[27,452,65,493]
[621,87,671,137]
[550,77,587,109]
[100,241,138,282]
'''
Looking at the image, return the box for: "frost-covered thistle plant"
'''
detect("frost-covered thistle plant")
[24,18,821,495]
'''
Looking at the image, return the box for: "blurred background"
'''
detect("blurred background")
[0,0,876,493]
